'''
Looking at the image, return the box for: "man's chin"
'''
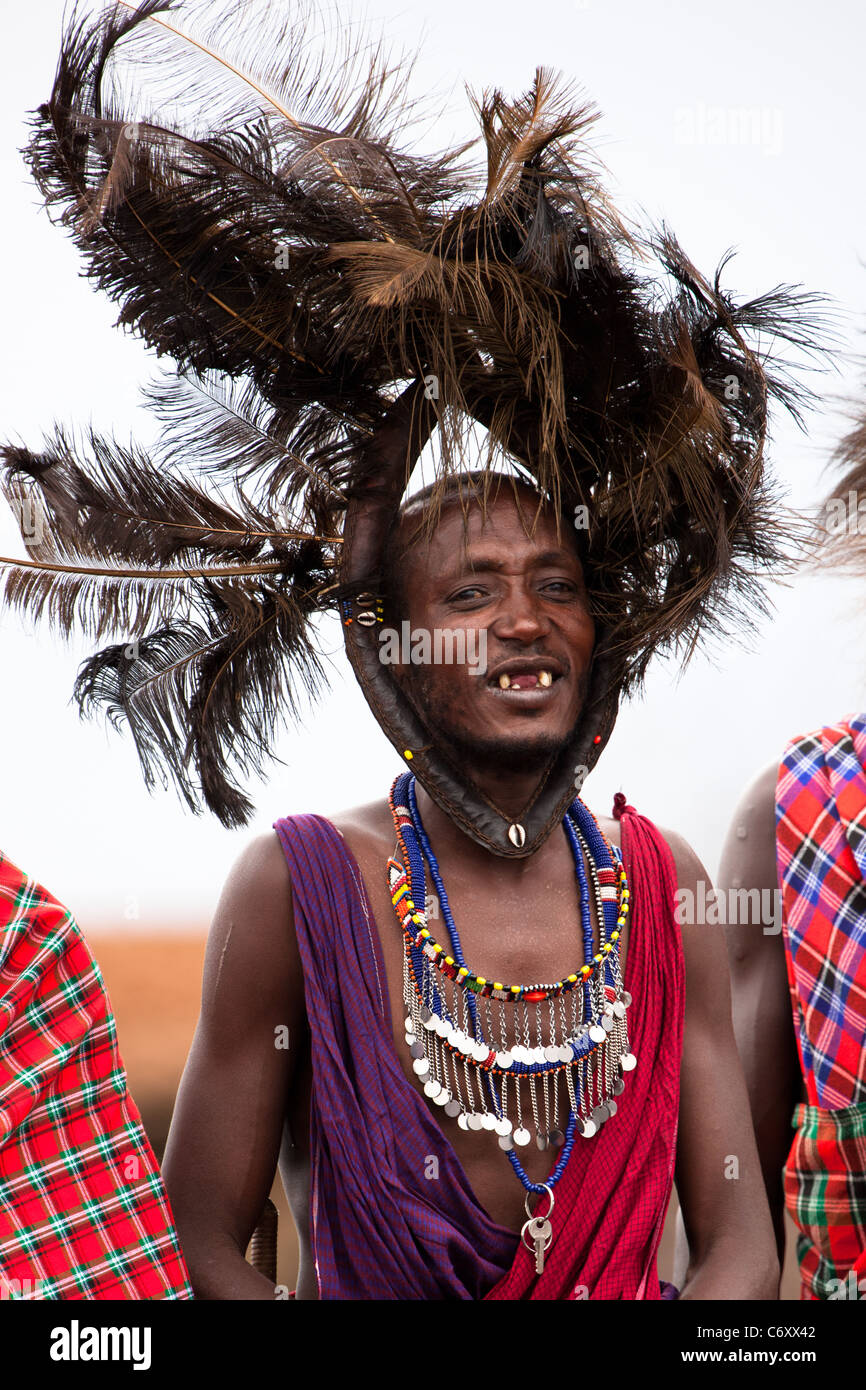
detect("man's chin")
[435,725,570,777]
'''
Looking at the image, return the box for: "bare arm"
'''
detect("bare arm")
[717,762,800,1263]
[666,828,780,1299]
[162,832,304,1299]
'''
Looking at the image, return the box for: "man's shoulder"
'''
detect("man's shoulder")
[328,797,394,849]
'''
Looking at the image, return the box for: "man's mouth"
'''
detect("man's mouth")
[486,659,565,697]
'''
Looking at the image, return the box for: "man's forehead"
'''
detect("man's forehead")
[397,478,568,550]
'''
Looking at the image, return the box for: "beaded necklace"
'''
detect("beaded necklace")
[387,772,636,1272]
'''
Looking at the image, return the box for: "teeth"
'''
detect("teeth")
[498,673,511,689]
[539,670,552,687]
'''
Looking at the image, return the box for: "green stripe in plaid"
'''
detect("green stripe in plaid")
[784,1100,866,1299]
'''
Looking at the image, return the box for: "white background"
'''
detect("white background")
[1,0,865,930]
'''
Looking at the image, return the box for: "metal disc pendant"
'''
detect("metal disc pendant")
[481,1112,497,1130]
[412,1057,430,1076]
[419,1004,432,1023]
[620,1052,637,1072]
[409,1041,425,1060]
[508,822,526,848]
[622,992,633,1008]
[495,1051,514,1069]
[601,1015,614,1033]
[544,1045,560,1063]
[404,1016,414,1033]
[472,1041,489,1063]
[512,1127,531,1146]
[612,1078,625,1096]
[494,1117,512,1137]
[457,1113,470,1130]
[606,1099,618,1116]
[444,1099,462,1118]
[423,1078,441,1098]
[549,1128,565,1147]
[433,1088,451,1107]
[592,1103,610,1124]
[498,1134,514,1151]
[581,1119,598,1139]
[613,1000,626,1019]
[589,1024,606,1044]
[536,1133,549,1151]
[467,1113,484,1131]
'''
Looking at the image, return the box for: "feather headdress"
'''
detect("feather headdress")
[1,0,830,844]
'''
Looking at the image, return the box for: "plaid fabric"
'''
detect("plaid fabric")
[775,715,866,1109]
[775,715,866,1299]
[783,1100,866,1300]
[0,851,192,1299]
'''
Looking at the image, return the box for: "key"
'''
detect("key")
[528,1215,552,1274]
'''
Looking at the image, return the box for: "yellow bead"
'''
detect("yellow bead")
[445,956,454,966]
[476,977,486,986]
[567,973,578,983]
[403,749,413,760]
[493,982,503,991]
[594,953,602,963]
[611,930,619,941]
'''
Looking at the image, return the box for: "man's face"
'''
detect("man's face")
[392,486,595,774]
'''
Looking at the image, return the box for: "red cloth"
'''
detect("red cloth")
[0,852,191,1299]
[484,802,684,1300]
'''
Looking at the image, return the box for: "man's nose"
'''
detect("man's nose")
[490,584,551,641]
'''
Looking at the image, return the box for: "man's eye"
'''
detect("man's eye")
[541,580,577,594]
[450,586,486,601]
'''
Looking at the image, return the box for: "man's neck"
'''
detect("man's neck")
[413,780,562,883]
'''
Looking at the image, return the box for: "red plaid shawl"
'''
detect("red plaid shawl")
[0,852,191,1300]
[776,716,866,1299]
[275,798,683,1299]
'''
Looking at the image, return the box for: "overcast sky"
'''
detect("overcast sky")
[1,0,865,931]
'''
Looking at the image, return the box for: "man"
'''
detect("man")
[160,471,780,1299]
[713,414,866,1301]
[0,0,827,1299]
[0,849,191,1299]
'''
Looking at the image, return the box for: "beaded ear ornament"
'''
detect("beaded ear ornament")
[387,772,635,1267]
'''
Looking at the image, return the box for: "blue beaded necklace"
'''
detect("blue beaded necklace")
[393,772,629,1198]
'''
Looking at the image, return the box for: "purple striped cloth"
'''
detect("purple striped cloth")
[273,813,519,1299]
